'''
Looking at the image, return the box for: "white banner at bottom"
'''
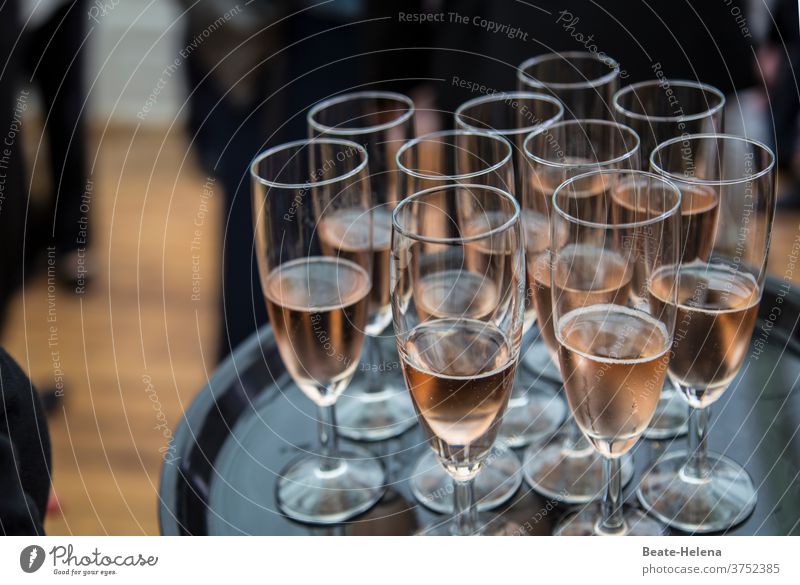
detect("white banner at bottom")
[0,536,798,584]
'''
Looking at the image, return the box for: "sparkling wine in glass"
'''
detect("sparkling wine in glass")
[309,91,417,441]
[264,256,371,405]
[550,168,681,536]
[638,133,776,533]
[395,129,526,513]
[520,119,640,504]
[402,318,517,474]
[251,138,385,524]
[612,79,725,439]
[391,183,526,535]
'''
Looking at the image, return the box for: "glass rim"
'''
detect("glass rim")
[453,91,564,136]
[552,168,682,229]
[649,133,776,186]
[395,129,513,181]
[250,138,368,189]
[517,51,620,90]
[612,80,726,123]
[392,183,520,245]
[307,90,416,136]
[523,118,640,169]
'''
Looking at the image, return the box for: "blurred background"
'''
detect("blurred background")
[0,0,797,534]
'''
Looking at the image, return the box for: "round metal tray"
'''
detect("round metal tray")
[159,276,800,535]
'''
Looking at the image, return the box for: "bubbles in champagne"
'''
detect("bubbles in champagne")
[557,304,670,457]
[264,257,371,405]
[400,318,516,476]
[649,262,760,406]
[414,270,500,320]
[318,206,392,333]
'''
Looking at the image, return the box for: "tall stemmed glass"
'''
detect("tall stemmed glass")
[395,129,523,513]
[455,92,567,449]
[517,51,620,120]
[308,91,417,441]
[550,168,681,536]
[613,80,726,438]
[391,184,526,535]
[639,134,776,532]
[251,138,384,523]
[521,120,640,504]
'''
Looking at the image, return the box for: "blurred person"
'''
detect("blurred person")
[336,1,758,129]
[21,0,92,288]
[764,0,800,204]
[181,0,383,360]
[179,0,289,361]
[0,0,27,329]
[415,0,757,115]
[0,346,52,535]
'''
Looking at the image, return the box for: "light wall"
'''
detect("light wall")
[86,0,186,126]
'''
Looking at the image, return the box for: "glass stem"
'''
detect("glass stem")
[317,404,340,472]
[564,417,590,453]
[363,334,383,394]
[514,326,536,381]
[684,406,711,481]
[452,477,479,535]
[598,456,626,535]
[510,330,532,400]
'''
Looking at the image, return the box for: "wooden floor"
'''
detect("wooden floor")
[1,124,220,535]
[1,125,799,535]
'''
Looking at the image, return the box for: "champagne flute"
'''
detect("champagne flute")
[395,129,525,513]
[308,91,417,441]
[639,134,776,532]
[454,92,567,450]
[517,51,620,120]
[251,138,384,523]
[550,168,681,535]
[391,183,526,535]
[613,80,725,438]
[520,119,640,504]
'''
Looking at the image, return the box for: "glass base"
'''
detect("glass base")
[642,385,689,439]
[418,513,523,535]
[554,503,667,535]
[497,383,566,448]
[336,385,417,442]
[410,447,522,514]
[637,451,757,533]
[276,446,386,524]
[522,436,634,504]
